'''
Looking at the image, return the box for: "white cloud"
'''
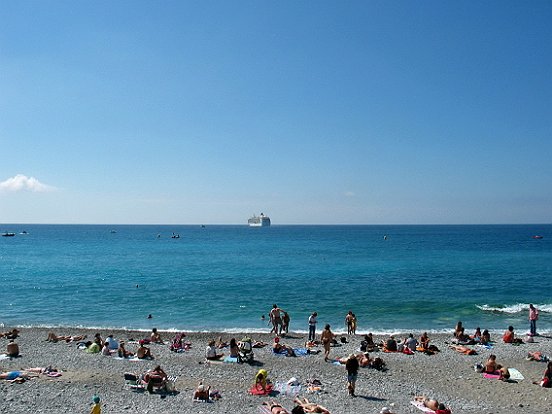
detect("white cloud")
[0,174,56,192]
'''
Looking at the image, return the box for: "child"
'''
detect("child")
[90,395,101,414]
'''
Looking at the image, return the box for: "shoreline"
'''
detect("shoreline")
[1,327,551,413]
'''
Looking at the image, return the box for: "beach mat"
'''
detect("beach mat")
[483,372,501,379]
[509,368,524,381]
[410,400,436,413]
[273,381,302,396]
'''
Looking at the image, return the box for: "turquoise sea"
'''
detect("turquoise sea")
[0,224,550,335]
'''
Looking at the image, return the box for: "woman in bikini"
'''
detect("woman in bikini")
[293,397,330,414]
[262,401,290,414]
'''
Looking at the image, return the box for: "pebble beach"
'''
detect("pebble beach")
[1,328,551,413]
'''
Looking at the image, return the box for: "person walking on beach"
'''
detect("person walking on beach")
[308,312,318,342]
[345,311,354,335]
[269,304,284,335]
[282,311,290,335]
[529,304,539,336]
[320,324,335,362]
[345,353,359,397]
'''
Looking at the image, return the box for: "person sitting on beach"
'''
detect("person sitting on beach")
[193,381,211,401]
[272,337,296,357]
[454,327,473,343]
[537,361,552,388]
[503,325,523,344]
[293,397,331,414]
[360,333,376,352]
[254,369,272,393]
[143,365,167,393]
[472,327,482,342]
[383,336,398,352]
[101,341,112,356]
[454,321,463,338]
[481,329,491,345]
[105,334,118,350]
[136,340,153,359]
[93,333,103,347]
[150,328,164,344]
[419,332,430,350]
[7,339,19,358]
[403,333,418,352]
[485,354,510,380]
[205,340,224,360]
[229,338,240,358]
[117,341,133,358]
[262,400,290,414]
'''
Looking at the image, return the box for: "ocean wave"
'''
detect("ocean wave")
[476,303,552,314]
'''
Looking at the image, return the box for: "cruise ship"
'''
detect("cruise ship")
[248,213,271,227]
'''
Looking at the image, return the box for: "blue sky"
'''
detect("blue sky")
[1,1,551,224]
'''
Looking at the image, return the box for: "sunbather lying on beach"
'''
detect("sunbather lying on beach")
[414,396,440,411]
[293,397,330,414]
[0,370,39,381]
[0,329,20,339]
[273,337,296,356]
[46,332,87,343]
[262,400,290,414]
[485,354,510,379]
[117,341,134,358]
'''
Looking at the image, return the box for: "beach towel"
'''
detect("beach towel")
[273,381,302,396]
[509,368,524,381]
[223,356,239,363]
[249,383,273,395]
[483,371,502,379]
[272,348,309,357]
[0,354,11,360]
[410,400,436,413]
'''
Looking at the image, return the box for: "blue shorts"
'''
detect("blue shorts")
[347,373,357,383]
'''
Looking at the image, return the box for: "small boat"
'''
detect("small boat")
[532,235,543,239]
[2,232,15,237]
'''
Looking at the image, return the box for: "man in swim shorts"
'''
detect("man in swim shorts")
[269,304,284,336]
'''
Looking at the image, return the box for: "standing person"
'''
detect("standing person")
[320,324,335,362]
[345,353,359,397]
[351,313,357,335]
[529,304,539,336]
[282,311,290,335]
[269,304,283,336]
[345,311,354,335]
[308,312,318,342]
